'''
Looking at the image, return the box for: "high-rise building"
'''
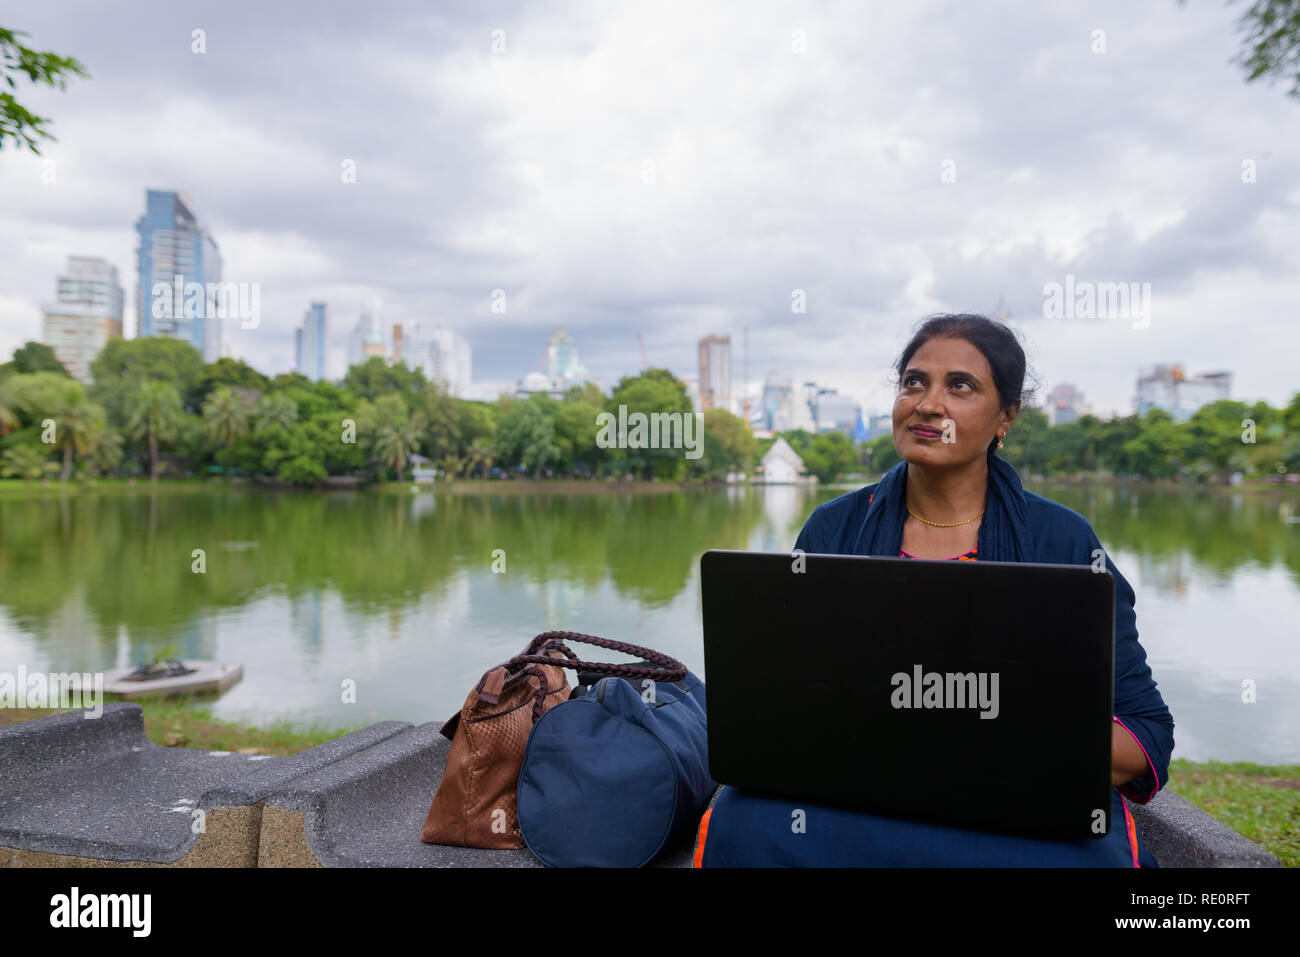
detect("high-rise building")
[1046,383,1088,426]
[679,375,703,413]
[347,312,386,370]
[796,381,858,434]
[516,327,592,398]
[295,303,327,381]
[419,326,472,397]
[698,334,731,412]
[390,323,407,366]
[40,256,125,382]
[545,327,590,390]
[867,413,893,441]
[1135,364,1231,423]
[812,389,858,435]
[761,372,794,432]
[135,190,223,361]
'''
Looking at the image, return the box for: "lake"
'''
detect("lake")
[1,481,1297,763]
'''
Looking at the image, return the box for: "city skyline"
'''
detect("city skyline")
[2,1,1298,417]
[15,232,1252,426]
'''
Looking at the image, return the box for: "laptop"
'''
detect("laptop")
[700,549,1116,840]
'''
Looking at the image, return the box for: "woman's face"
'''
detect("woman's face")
[892,336,1017,468]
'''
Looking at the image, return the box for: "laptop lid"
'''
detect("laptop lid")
[700,549,1116,841]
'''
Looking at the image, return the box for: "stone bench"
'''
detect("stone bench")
[0,704,1279,868]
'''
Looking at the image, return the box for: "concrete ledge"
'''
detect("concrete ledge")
[0,705,410,866]
[260,722,541,866]
[202,719,411,807]
[1128,789,1281,868]
[0,703,144,791]
[0,708,1284,868]
[258,721,698,868]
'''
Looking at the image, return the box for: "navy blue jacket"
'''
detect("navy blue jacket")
[793,478,1175,805]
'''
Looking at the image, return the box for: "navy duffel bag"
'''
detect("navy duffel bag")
[518,658,714,868]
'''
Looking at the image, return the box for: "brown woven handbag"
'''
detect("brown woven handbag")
[420,631,686,849]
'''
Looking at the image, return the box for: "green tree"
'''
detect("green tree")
[705,408,757,470]
[1282,391,1300,434]
[553,398,606,477]
[417,386,496,463]
[606,368,693,479]
[202,386,254,479]
[1186,400,1254,482]
[498,397,561,479]
[88,422,123,476]
[262,422,328,485]
[865,433,902,475]
[0,376,25,433]
[91,338,205,424]
[195,357,269,406]
[360,394,418,481]
[373,419,419,482]
[1122,409,1193,480]
[0,27,89,153]
[1,442,55,482]
[253,392,298,436]
[466,436,495,480]
[1229,0,1300,98]
[55,399,107,481]
[0,340,70,378]
[125,381,183,481]
[343,357,428,405]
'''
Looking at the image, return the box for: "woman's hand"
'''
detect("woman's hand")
[1110,718,1151,788]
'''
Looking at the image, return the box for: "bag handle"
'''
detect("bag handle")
[472,631,687,723]
[506,630,687,684]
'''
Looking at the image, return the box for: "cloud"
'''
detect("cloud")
[0,0,1297,416]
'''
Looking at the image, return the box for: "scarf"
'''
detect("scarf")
[849,453,1034,563]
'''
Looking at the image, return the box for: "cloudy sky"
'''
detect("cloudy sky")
[1,0,1298,417]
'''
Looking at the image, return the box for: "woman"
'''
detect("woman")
[695,313,1175,867]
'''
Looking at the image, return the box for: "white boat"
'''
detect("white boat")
[102,660,243,699]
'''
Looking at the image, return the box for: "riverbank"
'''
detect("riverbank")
[0,477,711,495]
[5,474,1298,496]
[0,703,366,755]
[1,706,1294,865]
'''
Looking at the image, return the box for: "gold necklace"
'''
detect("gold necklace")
[906,505,984,527]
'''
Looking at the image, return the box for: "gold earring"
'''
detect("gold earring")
[997,434,1005,449]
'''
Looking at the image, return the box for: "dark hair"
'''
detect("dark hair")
[892,313,1039,461]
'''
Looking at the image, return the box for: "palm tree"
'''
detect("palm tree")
[1,444,55,483]
[203,386,253,480]
[54,400,109,482]
[125,381,183,482]
[468,437,494,481]
[253,392,298,436]
[373,419,419,482]
[89,423,124,476]
[0,381,22,435]
[438,453,466,481]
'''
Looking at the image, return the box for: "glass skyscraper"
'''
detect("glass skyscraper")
[296,302,328,381]
[134,189,223,361]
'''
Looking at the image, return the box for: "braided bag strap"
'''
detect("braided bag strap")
[507,630,687,683]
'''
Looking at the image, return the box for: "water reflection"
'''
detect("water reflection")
[0,482,1297,762]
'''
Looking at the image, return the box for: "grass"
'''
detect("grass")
[1167,758,1300,868]
[0,477,221,495]
[0,697,364,756]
